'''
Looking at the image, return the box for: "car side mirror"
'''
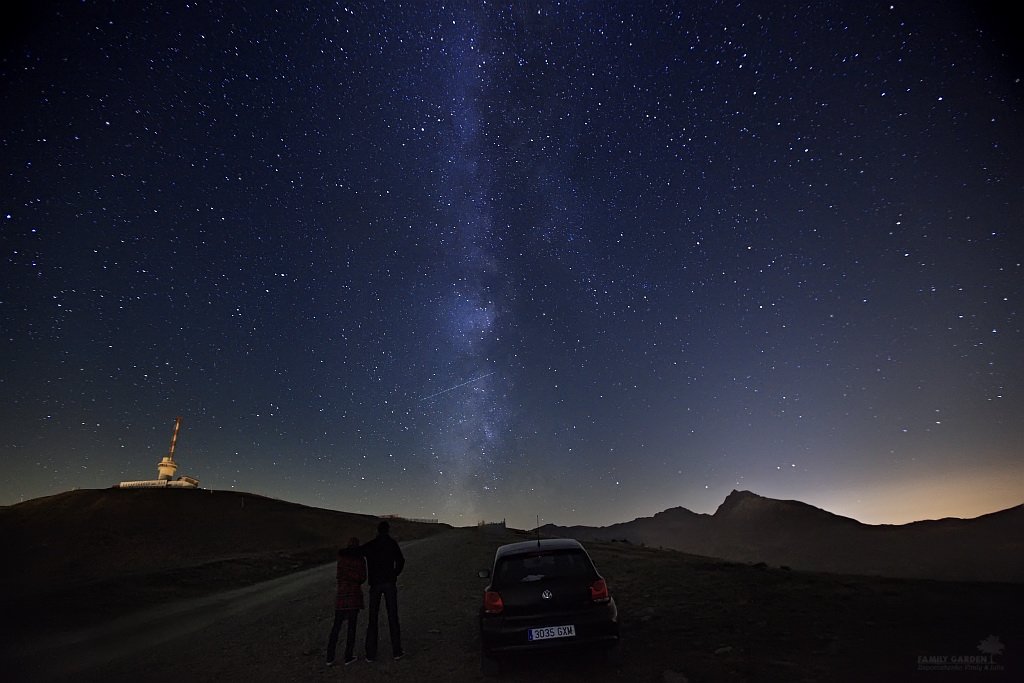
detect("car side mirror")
[478,569,490,579]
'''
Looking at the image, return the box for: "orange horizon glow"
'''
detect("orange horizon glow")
[803,469,1024,526]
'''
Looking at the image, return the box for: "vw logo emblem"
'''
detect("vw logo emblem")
[541,589,553,600]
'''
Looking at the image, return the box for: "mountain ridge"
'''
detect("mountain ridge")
[540,489,1024,582]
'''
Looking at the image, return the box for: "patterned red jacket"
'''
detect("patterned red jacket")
[335,550,366,610]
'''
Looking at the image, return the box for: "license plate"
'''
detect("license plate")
[528,625,576,641]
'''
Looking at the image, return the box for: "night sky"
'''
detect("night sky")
[2,2,1022,529]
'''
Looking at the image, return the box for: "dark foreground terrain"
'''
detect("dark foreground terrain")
[2,490,1021,681]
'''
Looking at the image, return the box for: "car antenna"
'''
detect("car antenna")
[536,514,541,547]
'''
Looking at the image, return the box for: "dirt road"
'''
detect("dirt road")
[10,527,625,682]
[14,525,1017,682]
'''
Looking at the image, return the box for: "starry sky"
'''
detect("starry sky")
[2,1,1022,529]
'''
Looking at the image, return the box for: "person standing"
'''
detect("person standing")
[326,537,366,666]
[362,520,405,661]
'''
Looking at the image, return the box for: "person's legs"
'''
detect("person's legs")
[326,610,344,663]
[383,582,402,656]
[365,584,383,660]
[344,609,359,661]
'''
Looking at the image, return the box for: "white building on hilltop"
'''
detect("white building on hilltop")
[118,417,200,489]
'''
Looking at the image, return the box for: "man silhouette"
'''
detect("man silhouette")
[362,520,405,661]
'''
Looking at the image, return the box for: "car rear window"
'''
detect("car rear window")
[494,549,595,585]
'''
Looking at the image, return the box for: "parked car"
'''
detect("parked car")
[478,538,620,675]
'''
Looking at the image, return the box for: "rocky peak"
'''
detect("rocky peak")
[713,489,766,517]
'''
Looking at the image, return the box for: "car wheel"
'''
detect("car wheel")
[481,651,500,677]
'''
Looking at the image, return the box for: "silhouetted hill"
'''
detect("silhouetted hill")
[0,487,448,605]
[540,490,1024,582]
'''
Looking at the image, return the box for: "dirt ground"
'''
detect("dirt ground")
[7,527,1022,682]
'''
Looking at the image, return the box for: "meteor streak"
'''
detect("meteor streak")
[418,371,496,402]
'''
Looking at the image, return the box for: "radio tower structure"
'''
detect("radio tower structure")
[157,416,183,481]
[117,416,199,489]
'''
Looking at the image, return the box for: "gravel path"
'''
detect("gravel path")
[12,527,626,682]
[14,526,1011,682]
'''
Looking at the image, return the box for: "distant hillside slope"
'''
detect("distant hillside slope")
[541,490,1024,582]
[0,487,447,599]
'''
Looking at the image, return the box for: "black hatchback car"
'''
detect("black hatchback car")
[478,538,620,673]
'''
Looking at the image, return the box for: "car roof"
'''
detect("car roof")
[494,538,585,559]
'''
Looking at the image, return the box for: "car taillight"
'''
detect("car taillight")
[483,590,504,614]
[590,578,610,603]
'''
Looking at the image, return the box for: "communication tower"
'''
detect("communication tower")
[157,416,182,480]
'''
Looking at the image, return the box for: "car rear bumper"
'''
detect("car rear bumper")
[480,602,619,654]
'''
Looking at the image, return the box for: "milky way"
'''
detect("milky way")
[1,2,1021,527]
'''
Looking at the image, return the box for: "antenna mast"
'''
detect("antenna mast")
[156,416,183,481]
[167,416,182,460]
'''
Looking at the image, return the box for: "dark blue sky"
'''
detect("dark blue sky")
[2,1,1021,528]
